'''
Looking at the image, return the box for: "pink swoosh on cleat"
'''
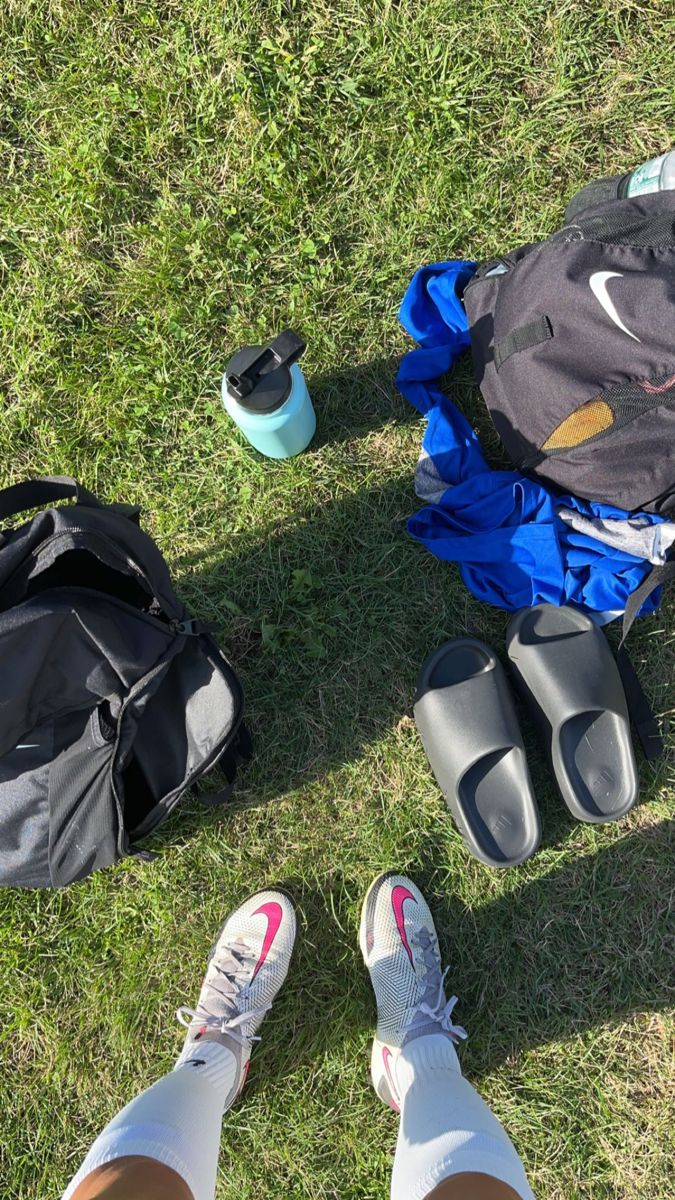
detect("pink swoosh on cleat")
[251,901,283,978]
[382,1046,400,1111]
[391,885,416,965]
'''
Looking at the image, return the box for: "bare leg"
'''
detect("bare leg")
[70,1156,194,1200]
[60,889,297,1200]
[427,1172,523,1199]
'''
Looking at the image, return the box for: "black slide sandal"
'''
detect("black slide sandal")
[506,605,639,823]
[414,638,540,868]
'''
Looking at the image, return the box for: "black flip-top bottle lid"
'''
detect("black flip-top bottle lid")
[225,330,306,414]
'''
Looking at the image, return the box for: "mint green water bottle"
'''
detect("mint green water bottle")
[624,150,675,196]
[565,149,675,222]
[222,330,316,459]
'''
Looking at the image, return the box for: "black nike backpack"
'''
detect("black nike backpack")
[462,188,675,761]
[463,189,675,515]
[0,476,250,888]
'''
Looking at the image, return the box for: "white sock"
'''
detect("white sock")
[390,1035,535,1200]
[61,1041,237,1200]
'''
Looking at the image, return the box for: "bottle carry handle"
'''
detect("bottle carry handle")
[0,475,102,522]
[227,330,305,400]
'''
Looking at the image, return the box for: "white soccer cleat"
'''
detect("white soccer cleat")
[175,888,297,1107]
[359,871,466,1111]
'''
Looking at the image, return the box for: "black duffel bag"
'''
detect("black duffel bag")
[0,476,249,888]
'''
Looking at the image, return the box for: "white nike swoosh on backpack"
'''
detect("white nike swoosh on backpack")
[589,271,641,342]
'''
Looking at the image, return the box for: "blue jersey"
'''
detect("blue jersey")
[398,261,668,622]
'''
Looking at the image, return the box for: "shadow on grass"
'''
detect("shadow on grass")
[243,821,673,1091]
[140,354,672,1086]
[173,361,445,808]
[306,355,415,450]
[435,818,674,1073]
[150,350,669,857]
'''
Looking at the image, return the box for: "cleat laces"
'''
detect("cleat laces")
[176,938,272,1046]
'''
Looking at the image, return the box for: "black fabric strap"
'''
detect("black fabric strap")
[198,782,235,808]
[616,647,663,763]
[617,559,675,762]
[197,723,253,808]
[621,559,675,645]
[110,502,141,525]
[129,847,160,863]
[494,316,553,372]
[0,475,101,522]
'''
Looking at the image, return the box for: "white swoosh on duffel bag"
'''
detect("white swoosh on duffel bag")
[589,271,641,342]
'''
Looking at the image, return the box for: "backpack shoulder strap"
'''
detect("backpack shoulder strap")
[0,476,101,522]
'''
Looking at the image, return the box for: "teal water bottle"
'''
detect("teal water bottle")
[222,330,316,459]
[565,149,675,222]
[623,150,675,196]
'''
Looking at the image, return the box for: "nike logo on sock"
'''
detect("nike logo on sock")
[589,271,641,342]
[251,901,283,978]
[391,885,416,965]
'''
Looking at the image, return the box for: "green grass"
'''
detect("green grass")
[1,1,674,1197]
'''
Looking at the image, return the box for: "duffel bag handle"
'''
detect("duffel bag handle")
[0,475,102,522]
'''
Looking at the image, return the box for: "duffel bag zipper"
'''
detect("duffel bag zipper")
[1,526,151,588]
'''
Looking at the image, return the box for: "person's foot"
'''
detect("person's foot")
[359,871,467,1112]
[175,888,296,1105]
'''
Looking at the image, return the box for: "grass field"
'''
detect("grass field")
[1,2,674,1197]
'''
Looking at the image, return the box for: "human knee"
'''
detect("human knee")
[68,1155,195,1200]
